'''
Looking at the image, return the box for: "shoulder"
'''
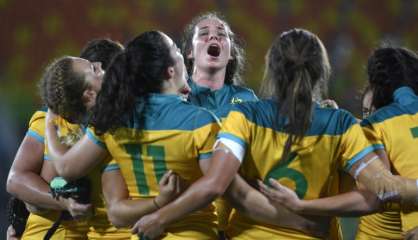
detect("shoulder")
[28,107,47,126]
[226,99,274,126]
[309,107,358,136]
[165,101,220,130]
[360,103,410,126]
[229,85,258,102]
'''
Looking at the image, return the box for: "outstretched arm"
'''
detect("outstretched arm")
[259,178,380,217]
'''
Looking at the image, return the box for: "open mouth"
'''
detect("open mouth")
[207,44,221,57]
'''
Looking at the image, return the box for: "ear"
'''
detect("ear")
[82,88,96,107]
[166,66,175,79]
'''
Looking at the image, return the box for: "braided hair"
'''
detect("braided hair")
[39,56,88,123]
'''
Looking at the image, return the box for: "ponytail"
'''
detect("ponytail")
[90,31,174,135]
[266,29,330,162]
[280,65,313,162]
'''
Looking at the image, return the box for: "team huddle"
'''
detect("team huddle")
[6,12,418,240]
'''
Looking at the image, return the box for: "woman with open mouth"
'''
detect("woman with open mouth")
[181,12,258,118]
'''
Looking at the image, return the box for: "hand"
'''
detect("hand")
[155,170,187,207]
[258,178,304,213]
[132,212,166,240]
[404,226,418,240]
[7,225,19,240]
[320,99,339,109]
[59,197,93,219]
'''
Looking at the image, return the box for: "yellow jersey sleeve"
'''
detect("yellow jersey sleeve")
[218,110,251,149]
[193,110,221,160]
[27,110,46,143]
[86,127,107,150]
[340,123,375,172]
[361,123,385,151]
[102,158,120,172]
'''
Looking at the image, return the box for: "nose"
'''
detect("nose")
[209,33,218,41]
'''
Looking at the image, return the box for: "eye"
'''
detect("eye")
[198,31,208,36]
[218,32,226,37]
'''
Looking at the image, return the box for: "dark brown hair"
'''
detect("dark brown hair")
[182,12,245,85]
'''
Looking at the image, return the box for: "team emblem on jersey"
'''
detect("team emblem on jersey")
[231,97,243,104]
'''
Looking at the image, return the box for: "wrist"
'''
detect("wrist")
[153,197,161,210]
[293,199,306,213]
[155,195,169,207]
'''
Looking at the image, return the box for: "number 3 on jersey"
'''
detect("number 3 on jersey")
[264,152,308,199]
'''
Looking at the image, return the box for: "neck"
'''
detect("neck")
[192,67,226,90]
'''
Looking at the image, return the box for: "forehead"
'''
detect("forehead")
[71,57,91,73]
[196,17,227,30]
[160,32,174,47]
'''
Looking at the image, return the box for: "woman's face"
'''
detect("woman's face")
[161,32,190,95]
[189,17,232,72]
[71,57,105,94]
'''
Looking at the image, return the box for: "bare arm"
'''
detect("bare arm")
[45,110,107,180]
[260,178,380,217]
[102,169,183,227]
[7,135,62,210]
[257,150,391,217]
[132,146,241,238]
[225,175,329,237]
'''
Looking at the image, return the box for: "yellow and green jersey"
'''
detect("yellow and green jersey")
[219,99,374,240]
[44,116,130,240]
[87,94,220,240]
[22,108,89,240]
[357,87,418,239]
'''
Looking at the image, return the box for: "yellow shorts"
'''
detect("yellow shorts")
[87,225,131,240]
[21,213,89,240]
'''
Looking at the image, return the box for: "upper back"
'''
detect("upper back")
[221,99,371,199]
[361,87,418,178]
[97,94,220,197]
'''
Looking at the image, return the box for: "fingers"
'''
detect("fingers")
[268,178,286,191]
[258,179,274,197]
[175,175,181,194]
[320,99,339,109]
[159,170,173,186]
[131,220,140,234]
[67,198,93,218]
[167,174,177,190]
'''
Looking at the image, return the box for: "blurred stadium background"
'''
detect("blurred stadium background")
[1,0,418,238]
